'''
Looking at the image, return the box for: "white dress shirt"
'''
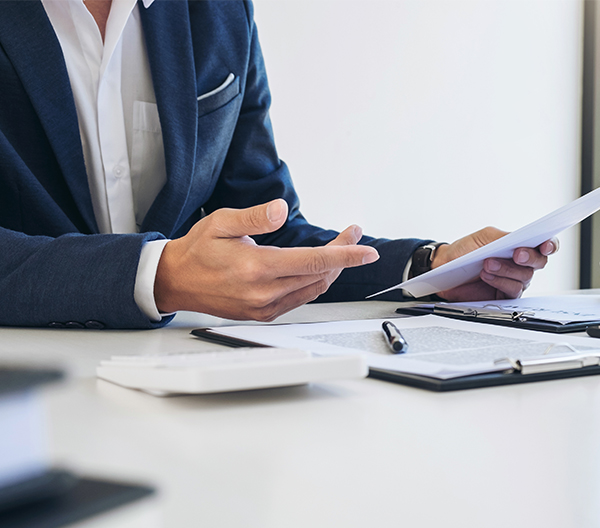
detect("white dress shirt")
[42,0,168,321]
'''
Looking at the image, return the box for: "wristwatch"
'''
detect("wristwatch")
[410,243,446,278]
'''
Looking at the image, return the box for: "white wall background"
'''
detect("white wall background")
[253,0,583,296]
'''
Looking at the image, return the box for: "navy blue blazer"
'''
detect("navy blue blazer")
[0,0,428,329]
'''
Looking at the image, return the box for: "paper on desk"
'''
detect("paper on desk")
[209,316,600,380]
[369,186,600,298]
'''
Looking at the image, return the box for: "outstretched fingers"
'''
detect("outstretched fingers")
[233,233,377,320]
[253,244,379,279]
[327,225,363,247]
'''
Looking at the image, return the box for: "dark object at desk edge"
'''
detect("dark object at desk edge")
[191,328,272,348]
[369,365,600,392]
[0,369,63,396]
[0,474,154,528]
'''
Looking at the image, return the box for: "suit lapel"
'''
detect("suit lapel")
[0,0,198,237]
[138,0,198,236]
[0,1,98,234]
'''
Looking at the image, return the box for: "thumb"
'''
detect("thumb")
[472,226,508,247]
[212,199,288,238]
[440,227,508,266]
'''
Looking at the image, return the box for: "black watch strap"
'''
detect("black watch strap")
[410,243,446,278]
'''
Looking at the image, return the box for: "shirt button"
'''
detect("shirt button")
[113,165,124,178]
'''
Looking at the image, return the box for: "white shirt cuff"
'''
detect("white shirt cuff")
[401,257,414,298]
[134,239,171,322]
[402,257,412,283]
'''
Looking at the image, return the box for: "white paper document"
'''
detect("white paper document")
[208,316,600,380]
[369,187,600,298]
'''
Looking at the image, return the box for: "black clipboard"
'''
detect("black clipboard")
[192,327,600,392]
[395,304,599,333]
[369,365,600,392]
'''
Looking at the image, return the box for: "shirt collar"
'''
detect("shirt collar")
[142,0,154,8]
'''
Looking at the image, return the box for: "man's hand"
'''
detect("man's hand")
[431,227,559,302]
[154,199,379,321]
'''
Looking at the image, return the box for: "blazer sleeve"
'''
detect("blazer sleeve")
[203,1,431,302]
[0,227,173,329]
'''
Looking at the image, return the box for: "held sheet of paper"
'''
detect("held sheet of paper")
[211,316,600,380]
[369,186,600,298]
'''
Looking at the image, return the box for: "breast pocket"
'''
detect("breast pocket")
[131,101,167,227]
[197,74,241,118]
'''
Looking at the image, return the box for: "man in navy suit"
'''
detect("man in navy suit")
[0,0,555,329]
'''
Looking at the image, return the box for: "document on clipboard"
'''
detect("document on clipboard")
[395,295,600,333]
[191,316,600,391]
[368,187,600,299]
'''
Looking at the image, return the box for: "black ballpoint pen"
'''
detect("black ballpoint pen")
[381,320,409,354]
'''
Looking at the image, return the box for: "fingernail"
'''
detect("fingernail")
[543,241,555,256]
[267,200,286,223]
[481,271,495,281]
[515,249,529,264]
[353,225,363,240]
[363,250,379,265]
[486,259,501,272]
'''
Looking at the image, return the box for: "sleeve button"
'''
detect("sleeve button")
[48,322,65,329]
[84,320,105,330]
[65,321,85,329]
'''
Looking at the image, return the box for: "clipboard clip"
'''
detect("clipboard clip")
[434,303,535,322]
[494,345,600,375]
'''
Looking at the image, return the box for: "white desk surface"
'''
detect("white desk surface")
[3,300,600,528]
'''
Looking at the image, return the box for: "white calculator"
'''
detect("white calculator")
[97,348,367,396]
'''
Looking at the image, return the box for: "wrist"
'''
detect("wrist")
[154,240,183,313]
[430,243,450,269]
